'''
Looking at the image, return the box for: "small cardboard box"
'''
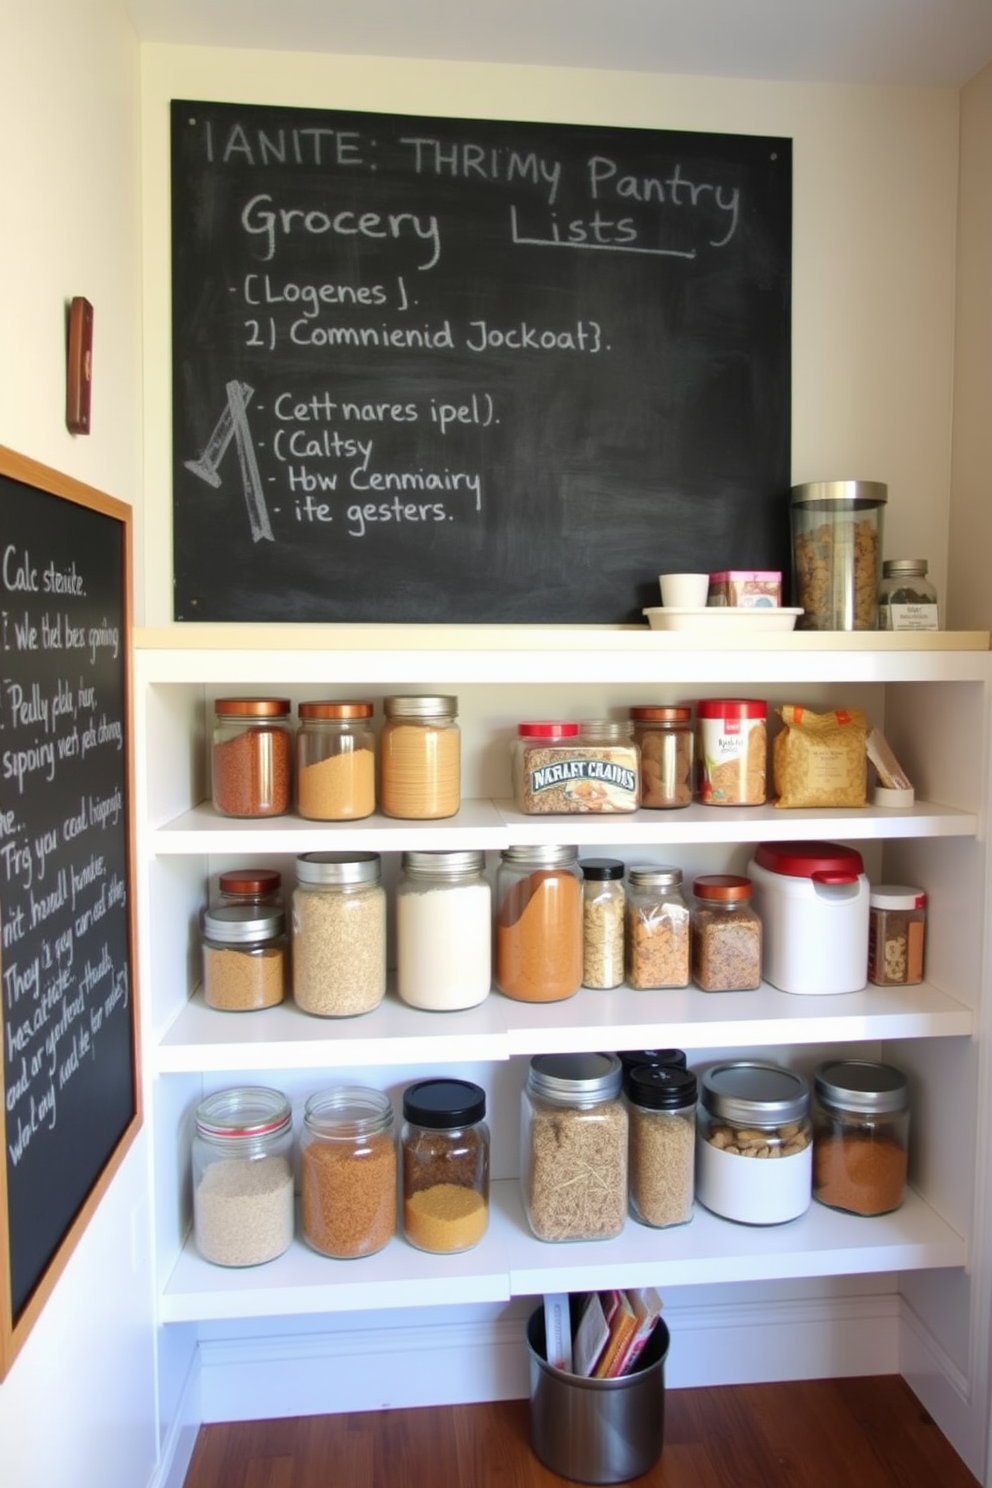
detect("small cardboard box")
[708,570,782,607]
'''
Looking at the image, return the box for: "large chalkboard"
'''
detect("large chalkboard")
[171,100,791,623]
[0,447,138,1377]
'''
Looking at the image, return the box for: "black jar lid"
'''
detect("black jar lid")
[618,1048,688,1075]
[579,857,625,881]
[627,1064,698,1111]
[402,1078,486,1127]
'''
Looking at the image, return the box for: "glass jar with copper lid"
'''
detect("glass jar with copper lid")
[212,697,293,818]
[691,874,762,990]
[217,867,283,909]
[296,700,375,820]
[630,705,694,808]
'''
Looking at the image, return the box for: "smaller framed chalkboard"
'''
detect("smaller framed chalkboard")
[0,446,139,1379]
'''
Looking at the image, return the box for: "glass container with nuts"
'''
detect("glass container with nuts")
[696,1061,812,1224]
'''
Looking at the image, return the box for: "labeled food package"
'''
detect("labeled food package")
[773,704,868,808]
[707,570,782,607]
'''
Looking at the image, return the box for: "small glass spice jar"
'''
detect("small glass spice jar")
[401,1079,490,1254]
[868,885,926,985]
[521,1052,628,1242]
[630,705,694,808]
[625,864,690,989]
[296,700,376,820]
[396,850,492,1011]
[380,694,460,820]
[877,559,939,632]
[627,1063,697,1229]
[201,904,287,1012]
[696,1062,812,1225]
[579,857,625,989]
[211,697,293,818]
[495,845,583,1002]
[300,1087,397,1258]
[217,867,283,909]
[691,875,762,991]
[291,851,386,1017]
[812,1060,909,1217]
[192,1086,294,1267]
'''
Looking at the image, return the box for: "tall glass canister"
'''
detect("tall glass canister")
[396,849,492,1010]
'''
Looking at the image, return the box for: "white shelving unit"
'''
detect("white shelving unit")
[132,624,992,1469]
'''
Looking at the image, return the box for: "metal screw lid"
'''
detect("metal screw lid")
[201,904,285,942]
[294,851,381,886]
[527,1052,623,1102]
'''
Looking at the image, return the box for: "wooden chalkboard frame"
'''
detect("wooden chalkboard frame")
[0,446,140,1380]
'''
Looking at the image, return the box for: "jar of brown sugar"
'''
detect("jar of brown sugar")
[301,1087,397,1258]
[495,845,583,1002]
[812,1060,909,1216]
[296,700,376,820]
[212,697,293,817]
[380,694,460,819]
[691,875,762,991]
[201,905,287,1012]
[630,705,694,808]
[401,1079,490,1253]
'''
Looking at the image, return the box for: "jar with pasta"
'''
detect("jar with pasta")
[580,857,625,989]
[296,700,375,820]
[291,851,386,1016]
[380,694,460,819]
[625,864,690,988]
[495,845,583,1002]
[522,1052,628,1242]
[691,874,762,991]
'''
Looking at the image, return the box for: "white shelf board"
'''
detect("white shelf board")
[159,1178,965,1325]
[151,797,509,851]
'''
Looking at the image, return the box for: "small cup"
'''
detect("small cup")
[659,572,710,608]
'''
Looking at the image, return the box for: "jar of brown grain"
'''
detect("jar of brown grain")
[201,905,287,1012]
[211,697,293,817]
[301,1087,397,1258]
[690,875,762,991]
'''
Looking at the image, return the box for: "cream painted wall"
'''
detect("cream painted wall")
[140,47,961,625]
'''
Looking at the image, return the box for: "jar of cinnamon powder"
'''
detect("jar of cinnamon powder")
[812,1060,909,1216]
[212,697,293,817]
[495,845,583,1002]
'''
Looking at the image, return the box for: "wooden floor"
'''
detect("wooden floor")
[183,1377,982,1488]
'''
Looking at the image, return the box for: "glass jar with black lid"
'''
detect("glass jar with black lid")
[627,1064,697,1228]
[401,1079,490,1254]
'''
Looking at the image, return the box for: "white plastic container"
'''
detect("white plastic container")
[747,841,869,995]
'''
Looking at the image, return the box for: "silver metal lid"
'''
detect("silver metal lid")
[527,1052,622,1102]
[401,849,486,876]
[701,1062,809,1124]
[814,1060,908,1114]
[201,904,285,942]
[882,559,928,577]
[500,844,578,867]
[384,694,458,718]
[627,864,684,888]
[790,479,887,508]
[294,850,381,886]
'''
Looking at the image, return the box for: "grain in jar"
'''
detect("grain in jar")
[192,1087,294,1267]
[201,905,287,1011]
[521,1052,627,1242]
[630,705,694,808]
[812,1060,909,1216]
[380,694,460,819]
[211,697,293,817]
[627,1064,697,1228]
[625,865,690,988]
[691,875,762,991]
[396,850,492,1010]
[296,700,375,820]
[579,857,625,989]
[301,1087,397,1258]
[696,1062,812,1224]
[401,1080,490,1253]
[697,699,767,805]
[291,851,386,1016]
[495,845,582,1003]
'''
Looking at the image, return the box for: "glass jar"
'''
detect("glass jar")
[401,1079,490,1253]
[380,694,460,819]
[697,698,767,805]
[201,904,287,1012]
[877,559,939,631]
[301,1087,397,1258]
[296,700,376,820]
[192,1086,294,1267]
[573,720,640,811]
[211,697,293,817]
[291,851,386,1016]
[396,850,492,1010]
[512,720,639,813]
[521,1052,627,1241]
[512,721,579,813]
[868,885,927,986]
[812,1060,909,1217]
[790,479,887,630]
[630,705,694,809]
[580,858,625,989]
[625,865,690,989]
[627,1063,697,1229]
[217,867,282,909]
[495,845,583,1002]
[618,1048,688,1081]
[696,1062,812,1224]
[691,874,762,990]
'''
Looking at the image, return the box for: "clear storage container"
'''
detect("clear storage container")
[295,700,376,820]
[813,1060,909,1216]
[301,1087,397,1257]
[201,904,287,1012]
[521,1052,627,1241]
[868,885,926,986]
[627,1064,697,1228]
[291,851,386,1016]
[396,849,492,1010]
[512,721,639,813]
[625,865,690,989]
[791,479,887,630]
[580,857,625,989]
[877,559,939,631]
[401,1079,490,1253]
[495,845,583,1002]
[690,875,762,990]
[380,694,460,819]
[629,705,694,809]
[696,1062,812,1224]
[192,1086,294,1267]
[211,697,293,817]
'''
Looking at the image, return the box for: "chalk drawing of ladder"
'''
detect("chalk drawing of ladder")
[184,380,273,543]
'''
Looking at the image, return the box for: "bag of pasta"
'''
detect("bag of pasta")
[773,705,868,808]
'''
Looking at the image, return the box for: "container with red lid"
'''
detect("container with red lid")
[747,840,869,994]
[697,699,767,805]
[511,720,639,813]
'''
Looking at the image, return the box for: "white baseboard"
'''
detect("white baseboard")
[899,1296,985,1482]
[151,1346,201,1488]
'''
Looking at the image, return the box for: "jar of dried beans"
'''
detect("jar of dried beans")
[291,851,386,1017]
[296,700,376,820]
[211,697,293,817]
[691,874,762,991]
[401,1079,490,1254]
[696,1062,812,1225]
[627,1063,697,1229]
[201,905,287,1012]
[868,885,926,986]
[495,845,583,1002]
[697,698,767,805]
[521,1052,628,1242]
[812,1060,909,1216]
[396,850,492,1010]
[192,1086,294,1267]
[380,694,460,819]
[217,867,283,910]
[629,705,694,808]
[580,857,625,989]
[301,1087,397,1258]
[625,864,690,989]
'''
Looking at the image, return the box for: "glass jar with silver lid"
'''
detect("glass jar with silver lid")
[396,849,492,1010]
[380,694,460,819]
[521,1052,628,1241]
[291,851,386,1017]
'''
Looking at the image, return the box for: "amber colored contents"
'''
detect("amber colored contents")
[496,869,582,1002]
[813,1132,906,1215]
[403,1183,488,1252]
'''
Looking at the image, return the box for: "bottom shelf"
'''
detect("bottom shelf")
[159,1179,966,1324]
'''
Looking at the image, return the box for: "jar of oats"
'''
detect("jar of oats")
[691,875,762,991]
[522,1052,627,1242]
[296,700,375,820]
[696,1061,812,1224]
[381,695,460,819]
[629,705,694,808]
[291,851,386,1016]
[697,699,767,805]
[192,1086,294,1267]
[625,865,690,988]
[580,857,625,989]
[627,1063,697,1229]
[201,905,287,1012]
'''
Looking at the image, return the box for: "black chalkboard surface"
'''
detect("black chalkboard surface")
[0,447,138,1378]
[171,100,791,623]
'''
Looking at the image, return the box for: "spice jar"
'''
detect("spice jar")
[691,875,762,991]
[618,1049,688,1079]
[192,1086,294,1267]
[211,697,293,818]
[579,857,625,989]
[696,1062,812,1225]
[380,694,460,819]
[301,1087,397,1258]
[877,559,939,632]
[296,700,376,820]
[201,905,287,1012]
[291,851,386,1017]
[697,699,767,805]
[630,705,694,809]
[868,885,927,986]
[495,845,583,1002]
[627,1064,697,1229]
[625,865,690,989]
[401,1079,490,1253]
[790,479,887,630]
[812,1060,909,1217]
[217,868,282,909]
[396,850,492,1010]
[521,1052,627,1242]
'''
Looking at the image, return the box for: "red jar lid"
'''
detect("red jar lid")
[697,699,767,719]
[517,721,580,738]
[693,874,753,902]
[754,840,864,884]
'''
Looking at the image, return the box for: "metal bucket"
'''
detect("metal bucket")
[526,1306,669,1484]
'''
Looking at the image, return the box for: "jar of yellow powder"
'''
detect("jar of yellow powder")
[296,700,376,820]
[401,1079,489,1253]
[380,695,460,819]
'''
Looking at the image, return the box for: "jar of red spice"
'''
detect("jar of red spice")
[212,698,293,818]
[495,845,583,1002]
[812,1060,909,1216]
